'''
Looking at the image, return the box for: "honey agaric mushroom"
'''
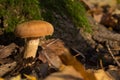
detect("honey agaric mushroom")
[14,20,54,58]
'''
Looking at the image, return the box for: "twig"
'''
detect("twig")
[111,48,120,51]
[46,39,59,47]
[71,48,85,59]
[99,59,104,69]
[106,43,120,67]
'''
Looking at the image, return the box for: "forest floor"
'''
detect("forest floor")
[0,0,120,80]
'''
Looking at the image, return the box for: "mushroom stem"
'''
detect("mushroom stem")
[24,38,39,58]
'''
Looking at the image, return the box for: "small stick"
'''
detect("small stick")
[71,48,85,59]
[99,59,104,69]
[46,39,59,47]
[106,43,120,67]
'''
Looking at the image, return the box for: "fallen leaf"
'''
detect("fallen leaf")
[44,66,83,80]
[84,0,117,8]
[24,74,37,80]
[39,39,66,68]
[93,13,103,23]
[10,75,21,80]
[94,69,114,80]
[0,78,4,80]
[38,51,47,63]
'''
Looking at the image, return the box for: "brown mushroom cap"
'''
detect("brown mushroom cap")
[14,20,54,38]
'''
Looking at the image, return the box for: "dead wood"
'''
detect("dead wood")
[0,43,17,59]
[0,62,16,77]
[87,15,120,42]
[83,15,120,53]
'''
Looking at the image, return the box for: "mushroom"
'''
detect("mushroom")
[14,20,54,58]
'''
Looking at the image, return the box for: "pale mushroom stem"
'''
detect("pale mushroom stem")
[24,37,39,58]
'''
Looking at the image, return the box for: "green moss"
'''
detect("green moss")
[0,0,91,33]
[65,0,91,32]
[40,0,91,32]
[0,0,41,33]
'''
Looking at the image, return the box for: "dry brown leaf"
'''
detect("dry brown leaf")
[39,39,67,68]
[10,75,21,80]
[112,9,120,15]
[0,78,4,80]
[93,13,103,23]
[40,49,63,68]
[84,0,117,8]
[38,52,47,63]
[41,39,68,56]
[24,74,37,80]
[44,66,83,80]
[94,69,114,80]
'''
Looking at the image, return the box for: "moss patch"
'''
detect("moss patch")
[40,0,91,32]
[0,0,91,33]
[0,0,41,33]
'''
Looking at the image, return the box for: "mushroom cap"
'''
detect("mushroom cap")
[14,20,54,38]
